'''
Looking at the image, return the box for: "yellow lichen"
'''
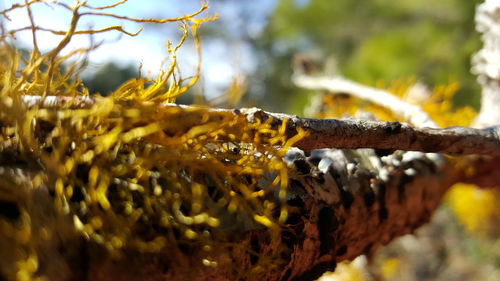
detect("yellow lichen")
[445,183,500,236]
[0,1,305,280]
[317,78,476,127]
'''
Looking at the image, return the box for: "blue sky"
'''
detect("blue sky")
[2,0,277,98]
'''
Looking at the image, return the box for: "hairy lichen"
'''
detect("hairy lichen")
[0,1,305,280]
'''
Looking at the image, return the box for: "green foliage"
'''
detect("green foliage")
[84,62,138,96]
[255,0,482,111]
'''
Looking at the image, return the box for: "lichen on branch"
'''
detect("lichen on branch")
[1,1,500,281]
[2,2,305,280]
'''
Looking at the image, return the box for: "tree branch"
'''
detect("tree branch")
[21,95,500,156]
[2,0,498,280]
[0,141,453,281]
[240,107,500,156]
[2,90,498,281]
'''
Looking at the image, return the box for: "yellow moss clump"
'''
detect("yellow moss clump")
[0,1,305,280]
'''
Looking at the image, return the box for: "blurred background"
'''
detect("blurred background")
[2,0,482,112]
[4,0,500,280]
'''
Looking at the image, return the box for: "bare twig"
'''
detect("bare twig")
[239,108,500,156]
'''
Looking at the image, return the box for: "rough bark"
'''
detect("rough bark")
[0,139,455,281]
[91,150,455,281]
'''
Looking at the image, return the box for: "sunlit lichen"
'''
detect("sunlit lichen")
[0,1,305,280]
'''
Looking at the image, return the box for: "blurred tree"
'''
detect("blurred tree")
[251,0,482,112]
[84,62,138,96]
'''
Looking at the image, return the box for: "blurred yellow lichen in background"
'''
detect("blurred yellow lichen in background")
[317,78,476,128]
[316,78,500,236]
[445,183,500,235]
[316,78,495,237]
[316,78,500,281]
[378,257,400,279]
[0,1,306,280]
